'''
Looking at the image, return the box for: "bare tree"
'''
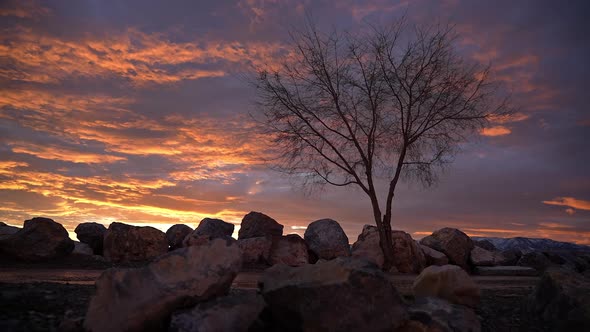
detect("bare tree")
[251,19,509,270]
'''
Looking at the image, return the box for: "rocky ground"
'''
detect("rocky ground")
[0,270,546,332]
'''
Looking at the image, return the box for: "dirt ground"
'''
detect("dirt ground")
[0,269,547,332]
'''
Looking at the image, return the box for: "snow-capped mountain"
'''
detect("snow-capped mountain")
[472,236,590,253]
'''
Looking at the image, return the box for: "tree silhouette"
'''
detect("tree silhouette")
[252,19,510,270]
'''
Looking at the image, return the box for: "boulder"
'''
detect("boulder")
[269,234,309,267]
[352,225,425,273]
[398,297,481,332]
[304,218,350,260]
[517,251,552,271]
[474,266,537,276]
[237,236,273,266]
[260,257,408,331]
[84,238,243,332]
[193,218,234,239]
[496,248,521,265]
[169,291,265,332]
[74,222,107,255]
[419,228,474,270]
[73,241,94,255]
[0,222,19,240]
[420,244,449,266]
[469,246,495,266]
[238,211,283,239]
[102,222,168,263]
[0,217,74,261]
[525,268,590,331]
[165,224,192,250]
[412,265,480,308]
[474,239,496,251]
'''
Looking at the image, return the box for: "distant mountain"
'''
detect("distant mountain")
[472,236,590,253]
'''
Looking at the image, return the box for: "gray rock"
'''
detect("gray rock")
[420,228,474,271]
[84,238,243,332]
[260,257,408,331]
[169,291,265,332]
[420,244,449,266]
[0,217,74,261]
[399,297,481,332]
[238,212,283,239]
[165,224,193,250]
[74,222,107,255]
[304,218,350,260]
[73,241,94,255]
[103,222,168,263]
[475,266,537,276]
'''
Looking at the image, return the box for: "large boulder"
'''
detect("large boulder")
[182,218,235,248]
[165,224,192,250]
[238,211,283,240]
[169,291,266,332]
[304,218,350,260]
[74,222,107,255]
[420,244,449,266]
[0,217,74,261]
[525,268,590,331]
[412,265,480,308]
[469,246,495,266]
[260,257,408,331]
[84,238,243,332]
[237,236,273,266]
[102,222,168,263]
[399,297,481,332]
[517,251,552,272]
[352,225,425,273]
[269,234,309,267]
[419,228,474,270]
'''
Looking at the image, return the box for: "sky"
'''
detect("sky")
[0,0,589,244]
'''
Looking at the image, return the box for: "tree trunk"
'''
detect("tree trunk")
[380,214,395,271]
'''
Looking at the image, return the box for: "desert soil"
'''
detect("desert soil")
[0,268,547,332]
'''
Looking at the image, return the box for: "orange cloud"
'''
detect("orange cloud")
[543,197,590,211]
[480,126,511,136]
[9,142,126,164]
[488,112,530,124]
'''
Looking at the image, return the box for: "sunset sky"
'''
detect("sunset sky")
[1,0,589,244]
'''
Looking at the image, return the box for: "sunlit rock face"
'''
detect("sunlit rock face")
[84,238,243,332]
[269,234,309,267]
[259,257,408,331]
[412,265,481,308]
[74,222,107,255]
[103,222,168,263]
[351,225,426,273]
[238,211,283,240]
[420,228,474,271]
[165,224,192,250]
[0,217,74,261]
[304,218,350,260]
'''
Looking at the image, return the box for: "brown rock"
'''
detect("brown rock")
[269,234,309,267]
[74,222,107,255]
[238,211,283,239]
[412,265,480,308]
[103,222,168,263]
[420,244,449,266]
[84,238,243,332]
[304,218,350,260]
[419,228,474,270]
[0,217,74,261]
[237,236,273,266]
[193,218,235,238]
[260,257,408,331]
[165,224,192,250]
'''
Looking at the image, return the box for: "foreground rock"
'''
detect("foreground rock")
[399,297,481,332]
[475,266,537,276]
[74,222,107,255]
[525,268,590,331]
[304,218,350,260]
[169,291,265,332]
[0,217,74,261]
[238,211,283,239]
[84,238,243,332]
[413,265,480,308]
[420,244,449,266]
[269,234,309,266]
[260,258,408,331]
[165,224,192,250]
[420,228,474,270]
[183,218,234,248]
[352,225,425,273]
[237,236,273,266]
[103,222,168,263]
